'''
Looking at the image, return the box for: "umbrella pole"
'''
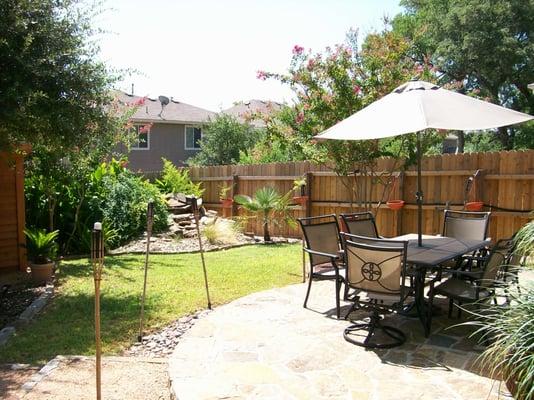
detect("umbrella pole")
[416,131,423,247]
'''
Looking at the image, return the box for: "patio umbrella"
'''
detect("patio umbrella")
[315,80,533,246]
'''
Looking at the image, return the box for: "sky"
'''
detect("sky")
[96,0,403,112]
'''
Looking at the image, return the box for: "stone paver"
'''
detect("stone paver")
[169,281,512,400]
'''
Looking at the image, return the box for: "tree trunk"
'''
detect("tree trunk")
[497,126,511,149]
[456,131,465,153]
[262,218,271,242]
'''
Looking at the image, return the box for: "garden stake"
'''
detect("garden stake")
[138,201,154,342]
[91,222,104,400]
[190,196,212,309]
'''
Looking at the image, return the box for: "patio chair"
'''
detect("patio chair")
[341,233,410,348]
[298,215,345,318]
[429,238,513,318]
[441,210,491,271]
[339,212,380,238]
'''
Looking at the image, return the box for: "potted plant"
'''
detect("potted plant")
[386,175,405,210]
[464,201,484,211]
[219,183,233,209]
[292,178,308,206]
[24,227,59,283]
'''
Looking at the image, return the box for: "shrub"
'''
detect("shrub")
[95,172,168,247]
[155,158,203,196]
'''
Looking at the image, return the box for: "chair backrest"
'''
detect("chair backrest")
[480,238,514,288]
[443,210,491,241]
[341,233,408,299]
[340,212,379,238]
[298,215,341,267]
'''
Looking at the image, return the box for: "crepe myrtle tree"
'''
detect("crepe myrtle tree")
[255,29,440,210]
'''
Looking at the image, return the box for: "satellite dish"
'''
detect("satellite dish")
[158,95,170,106]
[158,95,170,118]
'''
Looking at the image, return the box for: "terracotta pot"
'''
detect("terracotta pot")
[465,201,484,211]
[220,198,233,209]
[30,262,54,283]
[387,200,405,210]
[292,196,309,206]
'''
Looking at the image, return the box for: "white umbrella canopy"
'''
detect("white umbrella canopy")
[316,80,533,141]
[315,80,533,247]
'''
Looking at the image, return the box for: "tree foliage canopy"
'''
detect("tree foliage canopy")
[393,0,534,149]
[0,0,122,151]
[189,114,259,166]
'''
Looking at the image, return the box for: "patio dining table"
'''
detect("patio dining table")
[392,233,490,337]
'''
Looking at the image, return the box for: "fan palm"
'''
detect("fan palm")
[235,187,294,242]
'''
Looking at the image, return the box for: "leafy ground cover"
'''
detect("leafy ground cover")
[0,244,301,364]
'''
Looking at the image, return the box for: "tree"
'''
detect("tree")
[0,0,122,151]
[393,0,534,149]
[255,29,440,209]
[189,114,259,166]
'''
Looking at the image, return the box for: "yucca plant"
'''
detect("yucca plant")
[25,228,59,264]
[234,187,295,242]
[468,219,534,400]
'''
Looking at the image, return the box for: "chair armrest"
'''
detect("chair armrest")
[303,248,339,260]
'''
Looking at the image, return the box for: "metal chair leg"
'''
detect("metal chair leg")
[303,273,313,309]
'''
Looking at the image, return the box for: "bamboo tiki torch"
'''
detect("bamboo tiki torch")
[189,196,212,310]
[91,222,104,400]
[138,201,154,342]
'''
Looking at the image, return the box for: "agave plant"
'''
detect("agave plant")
[24,228,59,264]
[234,187,295,242]
[468,219,534,400]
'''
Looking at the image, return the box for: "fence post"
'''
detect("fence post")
[396,171,404,236]
[305,171,313,218]
[231,174,239,218]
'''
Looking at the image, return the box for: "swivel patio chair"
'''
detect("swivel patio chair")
[339,212,380,238]
[430,238,513,318]
[341,233,410,349]
[298,215,345,319]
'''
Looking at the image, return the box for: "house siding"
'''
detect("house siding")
[124,123,201,173]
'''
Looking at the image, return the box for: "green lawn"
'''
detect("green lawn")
[0,244,302,364]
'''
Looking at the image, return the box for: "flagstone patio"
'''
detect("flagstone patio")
[169,281,512,400]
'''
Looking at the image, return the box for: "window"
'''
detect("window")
[131,125,150,150]
[185,126,202,150]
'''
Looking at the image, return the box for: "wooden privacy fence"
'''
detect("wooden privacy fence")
[186,150,533,242]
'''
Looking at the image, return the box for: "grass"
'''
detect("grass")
[0,244,301,364]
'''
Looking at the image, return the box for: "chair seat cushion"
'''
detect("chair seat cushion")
[434,278,490,301]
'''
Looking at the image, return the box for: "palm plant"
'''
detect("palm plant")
[234,187,294,242]
[25,228,59,264]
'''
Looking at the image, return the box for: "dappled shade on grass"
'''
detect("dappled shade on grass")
[0,244,301,364]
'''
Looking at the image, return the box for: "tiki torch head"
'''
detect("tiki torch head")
[91,222,104,263]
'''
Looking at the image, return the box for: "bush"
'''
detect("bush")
[97,172,168,247]
[156,158,203,196]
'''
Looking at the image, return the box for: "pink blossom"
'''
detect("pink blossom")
[133,96,147,106]
[256,70,267,81]
[295,112,304,124]
[292,45,304,55]
[353,85,361,95]
[415,64,424,73]
[139,123,152,133]
[307,59,315,70]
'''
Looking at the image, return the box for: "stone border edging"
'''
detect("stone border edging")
[0,283,54,347]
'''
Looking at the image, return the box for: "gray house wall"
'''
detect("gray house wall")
[125,123,200,172]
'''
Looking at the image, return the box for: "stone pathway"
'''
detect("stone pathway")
[169,281,511,400]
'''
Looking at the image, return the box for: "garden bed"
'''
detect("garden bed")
[0,277,47,330]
